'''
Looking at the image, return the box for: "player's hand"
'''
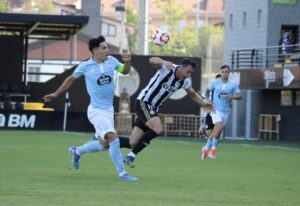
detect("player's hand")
[202,99,215,112]
[227,95,234,100]
[163,61,174,70]
[43,93,58,102]
[121,51,131,63]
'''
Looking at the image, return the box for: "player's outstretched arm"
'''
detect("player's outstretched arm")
[43,75,77,102]
[149,57,173,70]
[120,51,131,75]
[186,87,215,112]
[205,88,211,99]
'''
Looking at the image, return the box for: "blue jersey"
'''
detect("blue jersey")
[208,79,240,115]
[72,56,121,109]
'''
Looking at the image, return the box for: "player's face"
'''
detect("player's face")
[179,65,194,80]
[94,42,109,59]
[221,68,230,80]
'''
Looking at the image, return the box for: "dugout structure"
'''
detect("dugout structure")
[0,13,88,85]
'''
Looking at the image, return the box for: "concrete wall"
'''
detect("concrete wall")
[224,0,269,65]
[223,0,269,138]
[223,0,300,139]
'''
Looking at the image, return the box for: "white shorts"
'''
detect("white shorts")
[87,104,116,141]
[210,109,228,126]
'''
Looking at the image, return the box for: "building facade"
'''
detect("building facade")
[223,0,300,140]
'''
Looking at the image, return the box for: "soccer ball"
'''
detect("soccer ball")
[152,28,170,46]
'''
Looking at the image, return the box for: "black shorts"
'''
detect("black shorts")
[205,113,214,130]
[133,100,158,132]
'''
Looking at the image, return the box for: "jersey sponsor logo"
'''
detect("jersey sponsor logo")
[97,75,112,85]
[218,92,228,99]
[162,83,176,93]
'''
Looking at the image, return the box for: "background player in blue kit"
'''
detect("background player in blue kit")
[201,65,242,160]
[43,36,137,181]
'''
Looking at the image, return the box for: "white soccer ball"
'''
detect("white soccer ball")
[152,28,170,46]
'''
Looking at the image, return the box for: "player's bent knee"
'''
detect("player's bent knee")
[104,132,117,143]
[99,138,109,148]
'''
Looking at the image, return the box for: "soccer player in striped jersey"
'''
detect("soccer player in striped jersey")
[123,57,214,168]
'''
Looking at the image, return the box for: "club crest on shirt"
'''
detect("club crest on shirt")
[97,75,112,85]
[150,110,155,115]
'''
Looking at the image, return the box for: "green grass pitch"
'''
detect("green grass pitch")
[0,130,300,206]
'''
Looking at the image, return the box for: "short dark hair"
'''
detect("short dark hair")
[181,58,196,69]
[220,65,230,70]
[215,74,221,79]
[88,36,106,52]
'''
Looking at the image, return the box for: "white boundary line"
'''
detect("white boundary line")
[263,145,300,152]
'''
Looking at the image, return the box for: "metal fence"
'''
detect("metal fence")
[231,44,300,69]
[115,113,201,137]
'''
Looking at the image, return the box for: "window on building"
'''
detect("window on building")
[281,90,293,106]
[229,14,233,30]
[296,90,300,105]
[101,23,116,36]
[242,12,247,28]
[257,9,261,27]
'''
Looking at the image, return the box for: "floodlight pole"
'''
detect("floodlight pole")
[137,0,149,55]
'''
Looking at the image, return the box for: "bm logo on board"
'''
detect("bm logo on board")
[0,114,36,128]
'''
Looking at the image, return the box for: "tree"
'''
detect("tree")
[150,0,189,56]
[21,0,54,14]
[150,0,224,60]
[0,0,10,12]
[125,0,139,53]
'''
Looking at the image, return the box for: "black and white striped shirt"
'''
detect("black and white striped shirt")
[137,64,191,111]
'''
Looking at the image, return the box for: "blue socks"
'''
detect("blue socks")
[76,139,107,155]
[109,138,126,176]
[205,138,212,150]
[212,138,218,149]
[204,138,219,150]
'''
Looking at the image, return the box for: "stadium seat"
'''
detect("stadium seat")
[23,102,54,111]
[3,100,13,110]
[15,102,24,112]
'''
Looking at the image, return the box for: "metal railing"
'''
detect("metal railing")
[231,44,300,69]
[114,113,201,137]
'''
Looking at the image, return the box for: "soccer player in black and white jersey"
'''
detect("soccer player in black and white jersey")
[123,57,214,168]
